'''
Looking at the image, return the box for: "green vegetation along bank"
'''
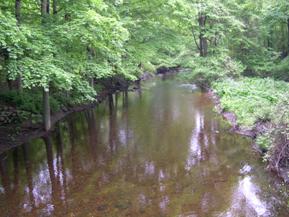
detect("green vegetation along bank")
[212,78,289,180]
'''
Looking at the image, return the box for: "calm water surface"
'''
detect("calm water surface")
[0,79,288,217]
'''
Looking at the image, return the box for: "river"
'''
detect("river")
[0,78,288,217]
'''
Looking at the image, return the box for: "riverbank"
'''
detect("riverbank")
[0,89,110,154]
[209,77,289,182]
[0,72,157,154]
[0,67,191,154]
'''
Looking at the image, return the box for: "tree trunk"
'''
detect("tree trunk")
[15,0,21,24]
[90,78,94,88]
[214,32,218,47]
[43,88,51,131]
[53,0,57,14]
[41,0,47,18]
[41,0,50,131]
[46,0,50,14]
[267,39,270,48]
[16,75,22,93]
[198,13,208,57]
[7,79,12,90]
[287,18,289,54]
[22,143,35,208]
[108,94,114,112]
[14,0,22,92]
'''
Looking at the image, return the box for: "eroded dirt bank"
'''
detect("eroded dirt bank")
[207,88,289,183]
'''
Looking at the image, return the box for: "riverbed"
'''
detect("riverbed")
[0,79,288,217]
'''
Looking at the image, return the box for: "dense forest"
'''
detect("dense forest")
[0,0,288,180]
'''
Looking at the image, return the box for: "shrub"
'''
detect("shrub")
[177,54,244,87]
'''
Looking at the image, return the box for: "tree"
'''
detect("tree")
[15,0,21,24]
[264,0,289,56]
[1,0,288,131]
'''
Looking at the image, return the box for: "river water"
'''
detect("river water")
[0,79,288,217]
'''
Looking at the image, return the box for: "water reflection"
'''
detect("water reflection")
[23,143,35,212]
[0,153,12,216]
[221,176,269,217]
[0,80,288,216]
[186,111,203,169]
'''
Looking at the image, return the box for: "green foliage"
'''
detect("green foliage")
[142,62,156,73]
[177,54,244,86]
[0,0,149,120]
[264,0,289,31]
[0,11,26,59]
[256,133,272,151]
[0,0,289,134]
[212,78,289,127]
[269,57,289,81]
[69,78,97,104]
[0,90,60,113]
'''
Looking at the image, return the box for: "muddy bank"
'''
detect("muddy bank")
[156,66,181,75]
[207,89,269,139]
[207,88,289,183]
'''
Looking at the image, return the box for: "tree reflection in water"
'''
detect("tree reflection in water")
[0,80,288,217]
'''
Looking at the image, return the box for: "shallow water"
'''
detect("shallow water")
[0,79,288,217]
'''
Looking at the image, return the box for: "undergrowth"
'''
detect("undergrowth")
[213,77,289,173]
[212,77,289,127]
[177,54,244,87]
[0,90,61,113]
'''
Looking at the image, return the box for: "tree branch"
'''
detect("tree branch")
[192,28,200,51]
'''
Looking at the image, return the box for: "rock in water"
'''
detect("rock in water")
[179,84,198,91]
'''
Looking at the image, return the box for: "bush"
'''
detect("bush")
[270,57,289,82]
[177,54,244,87]
[256,133,272,151]
[242,53,289,82]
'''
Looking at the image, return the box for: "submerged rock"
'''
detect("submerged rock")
[179,84,198,91]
